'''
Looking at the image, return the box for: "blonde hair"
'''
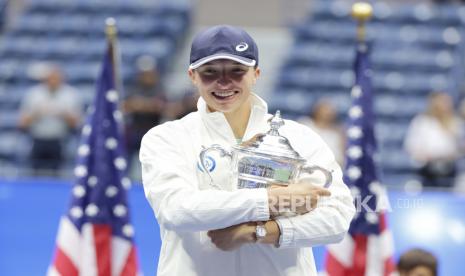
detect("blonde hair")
[426,92,457,132]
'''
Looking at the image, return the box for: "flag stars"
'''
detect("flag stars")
[113,204,127,217]
[350,186,361,197]
[73,185,86,198]
[78,144,90,157]
[70,206,83,219]
[123,224,134,237]
[113,110,123,122]
[105,186,118,198]
[369,181,382,195]
[365,212,379,224]
[82,125,92,136]
[369,181,386,199]
[351,86,362,98]
[88,176,98,187]
[114,157,127,171]
[105,138,118,150]
[85,204,99,217]
[74,165,88,178]
[347,166,362,180]
[347,146,363,160]
[121,177,132,190]
[349,106,363,119]
[347,126,363,139]
[106,90,119,103]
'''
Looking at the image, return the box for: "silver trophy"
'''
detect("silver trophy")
[199,111,332,190]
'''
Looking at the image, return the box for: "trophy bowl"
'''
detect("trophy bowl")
[200,111,332,190]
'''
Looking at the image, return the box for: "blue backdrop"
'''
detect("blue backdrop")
[0,179,463,275]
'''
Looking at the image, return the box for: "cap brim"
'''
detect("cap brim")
[189,53,256,69]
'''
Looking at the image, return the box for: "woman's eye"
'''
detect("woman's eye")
[203,69,217,75]
[231,68,246,74]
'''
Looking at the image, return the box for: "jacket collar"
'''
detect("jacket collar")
[197,94,269,143]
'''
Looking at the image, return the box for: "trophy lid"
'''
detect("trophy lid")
[238,110,304,160]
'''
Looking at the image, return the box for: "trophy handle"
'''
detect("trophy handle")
[300,165,333,188]
[199,144,232,188]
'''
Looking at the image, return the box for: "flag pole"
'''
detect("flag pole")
[104,17,122,93]
[351,2,373,42]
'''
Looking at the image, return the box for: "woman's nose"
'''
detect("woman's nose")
[216,70,233,86]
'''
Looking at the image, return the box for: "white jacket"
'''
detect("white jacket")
[140,94,355,276]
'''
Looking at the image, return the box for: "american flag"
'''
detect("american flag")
[324,42,396,276]
[47,42,139,276]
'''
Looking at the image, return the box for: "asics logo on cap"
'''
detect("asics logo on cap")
[236,42,248,52]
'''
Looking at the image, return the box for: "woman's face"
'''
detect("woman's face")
[430,93,453,115]
[188,59,260,114]
[314,101,337,123]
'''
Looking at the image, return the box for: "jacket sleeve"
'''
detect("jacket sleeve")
[139,125,270,232]
[275,125,356,248]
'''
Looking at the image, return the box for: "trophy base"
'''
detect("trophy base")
[237,174,289,189]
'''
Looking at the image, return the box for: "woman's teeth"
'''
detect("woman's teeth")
[213,91,236,98]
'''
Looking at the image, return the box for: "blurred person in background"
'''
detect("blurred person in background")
[163,88,199,120]
[298,99,345,166]
[458,98,465,150]
[397,248,437,276]
[404,91,463,187]
[18,65,82,176]
[453,98,465,192]
[123,55,166,176]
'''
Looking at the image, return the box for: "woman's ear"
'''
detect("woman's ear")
[188,69,197,85]
[253,67,261,84]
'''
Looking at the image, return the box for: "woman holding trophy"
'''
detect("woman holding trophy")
[139,25,355,276]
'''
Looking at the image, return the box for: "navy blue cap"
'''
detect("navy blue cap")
[189,25,259,69]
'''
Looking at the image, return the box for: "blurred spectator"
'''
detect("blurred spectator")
[122,55,166,166]
[397,248,437,276]
[454,98,465,192]
[18,65,82,175]
[459,99,465,153]
[163,89,199,120]
[404,92,463,187]
[460,98,465,117]
[298,99,345,165]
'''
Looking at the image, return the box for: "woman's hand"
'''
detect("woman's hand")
[207,222,256,251]
[267,180,331,217]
